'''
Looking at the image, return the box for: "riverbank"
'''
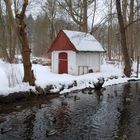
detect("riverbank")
[0,76,140,105]
[0,77,129,104]
[0,76,139,108]
[0,59,139,97]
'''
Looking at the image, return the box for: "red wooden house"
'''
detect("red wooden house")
[48,30,105,75]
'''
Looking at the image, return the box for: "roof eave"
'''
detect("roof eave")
[77,50,106,53]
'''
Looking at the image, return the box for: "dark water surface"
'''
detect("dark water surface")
[0,82,140,140]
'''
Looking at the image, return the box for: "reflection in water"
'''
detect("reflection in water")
[55,105,71,134]
[117,82,140,140]
[117,107,130,138]
[23,109,36,140]
[94,89,104,102]
[0,82,140,140]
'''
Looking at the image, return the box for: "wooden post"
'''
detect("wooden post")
[137,56,139,78]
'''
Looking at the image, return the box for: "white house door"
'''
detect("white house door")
[59,52,68,74]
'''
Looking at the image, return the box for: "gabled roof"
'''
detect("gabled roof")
[48,30,77,52]
[63,30,105,52]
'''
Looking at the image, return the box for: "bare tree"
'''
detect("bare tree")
[108,0,113,60]
[0,0,16,63]
[122,0,127,25]
[42,0,57,41]
[128,0,134,60]
[57,0,95,32]
[90,0,96,34]
[4,0,35,85]
[116,0,131,77]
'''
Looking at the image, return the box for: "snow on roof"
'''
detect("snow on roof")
[63,30,105,52]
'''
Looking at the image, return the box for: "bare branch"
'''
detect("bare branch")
[125,18,140,29]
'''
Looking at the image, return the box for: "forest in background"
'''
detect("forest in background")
[0,0,140,80]
[0,0,140,59]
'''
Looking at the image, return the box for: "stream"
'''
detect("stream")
[0,82,140,140]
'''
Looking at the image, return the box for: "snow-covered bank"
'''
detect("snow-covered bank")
[0,59,139,96]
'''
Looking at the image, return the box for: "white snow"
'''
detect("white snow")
[0,59,139,96]
[0,60,35,95]
[63,30,105,52]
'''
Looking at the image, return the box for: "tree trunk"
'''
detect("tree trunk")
[4,0,35,85]
[82,0,88,32]
[122,0,127,25]
[108,0,113,60]
[16,0,35,85]
[129,0,134,60]
[116,0,131,77]
[0,1,15,63]
[62,0,88,32]
[90,0,96,34]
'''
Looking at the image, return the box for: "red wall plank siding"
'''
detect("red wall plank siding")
[48,31,77,52]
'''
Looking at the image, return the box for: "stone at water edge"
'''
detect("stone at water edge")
[93,77,105,90]
[35,86,44,94]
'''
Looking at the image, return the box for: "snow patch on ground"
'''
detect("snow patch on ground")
[0,59,139,96]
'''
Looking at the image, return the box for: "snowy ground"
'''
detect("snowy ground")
[0,59,139,96]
